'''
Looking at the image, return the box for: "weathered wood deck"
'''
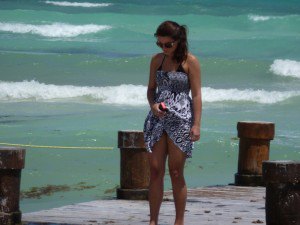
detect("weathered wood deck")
[23,185,266,225]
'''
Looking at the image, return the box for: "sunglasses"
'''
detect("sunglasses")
[156,41,176,49]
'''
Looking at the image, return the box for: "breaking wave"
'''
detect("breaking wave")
[270,59,300,78]
[44,1,112,7]
[0,22,111,38]
[1,80,299,105]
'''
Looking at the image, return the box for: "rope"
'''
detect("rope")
[0,142,113,150]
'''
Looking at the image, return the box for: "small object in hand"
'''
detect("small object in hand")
[159,102,168,112]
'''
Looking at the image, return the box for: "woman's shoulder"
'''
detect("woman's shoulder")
[151,53,164,61]
[150,53,164,67]
[186,53,199,64]
[184,53,200,75]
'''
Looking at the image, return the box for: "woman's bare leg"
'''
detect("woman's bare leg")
[167,137,187,225]
[148,132,168,225]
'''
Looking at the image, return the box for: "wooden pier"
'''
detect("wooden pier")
[22,185,266,225]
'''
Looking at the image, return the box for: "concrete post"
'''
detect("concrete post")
[117,131,149,200]
[0,147,26,225]
[263,160,300,225]
[235,121,275,186]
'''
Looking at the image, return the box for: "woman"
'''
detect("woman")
[143,21,202,225]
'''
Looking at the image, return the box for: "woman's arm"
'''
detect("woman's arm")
[147,54,166,118]
[187,54,202,141]
[147,55,157,107]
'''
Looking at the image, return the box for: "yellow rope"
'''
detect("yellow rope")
[0,142,113,150]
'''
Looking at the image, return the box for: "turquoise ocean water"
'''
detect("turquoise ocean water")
[0,0,300,213]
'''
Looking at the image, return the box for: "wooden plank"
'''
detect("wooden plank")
[23,185,266,225]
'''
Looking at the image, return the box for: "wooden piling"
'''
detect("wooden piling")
[117,131,149,200]
[235,121,275,186]
[263,160,300,225]
[0,146,26,225]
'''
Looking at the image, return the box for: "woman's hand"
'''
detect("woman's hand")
[151,103,166,118]
[190,125,200,141]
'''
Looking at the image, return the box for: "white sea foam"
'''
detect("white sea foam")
[248,14,276,22]
[0,22,111,38]
[0,80,147,105]
[202,87,299,104]
[270,59,300,78]
[0,80,299,105]
[44,1,112,7]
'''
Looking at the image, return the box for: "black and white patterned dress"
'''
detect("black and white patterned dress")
[143,55,194,158]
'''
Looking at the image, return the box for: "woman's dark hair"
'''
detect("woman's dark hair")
[154,21,188,64]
